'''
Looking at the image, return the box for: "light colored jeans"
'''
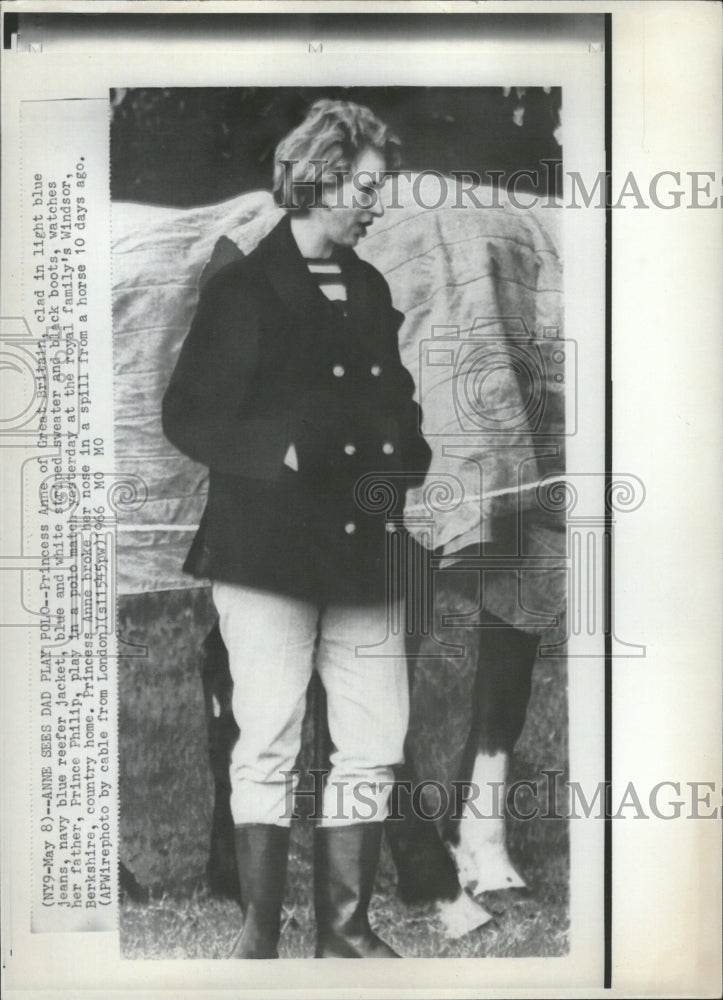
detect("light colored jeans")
[213,582,409,827]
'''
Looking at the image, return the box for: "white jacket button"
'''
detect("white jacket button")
[333,364,345,378]
[382,441,395,455]
[344,443,356,456]
[344,521,356,535]
[371,364,382,376]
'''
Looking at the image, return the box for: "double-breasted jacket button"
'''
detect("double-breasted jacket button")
[344,443,356,456]
[370,364,382,377]
[333,364,345,378]
[385,522,397,533]
[382,441,395,455]
[344,521,356,535]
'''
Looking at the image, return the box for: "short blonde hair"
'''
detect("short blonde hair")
[272,99,401,211]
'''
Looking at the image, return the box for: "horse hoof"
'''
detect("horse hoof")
[449,840,527,895]
[436,892,493,938]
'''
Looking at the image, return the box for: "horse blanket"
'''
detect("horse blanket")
[112,175,566,634]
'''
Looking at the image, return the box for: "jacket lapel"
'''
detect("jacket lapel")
[335,245,369,322]
[255,214,334,329]
[254,213,377,334]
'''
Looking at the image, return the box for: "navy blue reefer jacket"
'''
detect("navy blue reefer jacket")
[162,213,431,604]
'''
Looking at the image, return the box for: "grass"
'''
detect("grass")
[118,587,568,959]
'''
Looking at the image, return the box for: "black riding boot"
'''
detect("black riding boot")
[314,823,400,958]
[230,824,290,959]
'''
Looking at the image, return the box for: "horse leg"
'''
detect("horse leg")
[446,615,538,894]
[384,630,492,937]
[201,621,241,902]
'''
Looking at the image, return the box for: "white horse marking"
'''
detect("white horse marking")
[448,750,527,894]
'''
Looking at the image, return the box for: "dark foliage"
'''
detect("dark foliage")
[110,86,562,207]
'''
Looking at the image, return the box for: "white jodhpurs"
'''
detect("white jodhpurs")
[213,582,409,827]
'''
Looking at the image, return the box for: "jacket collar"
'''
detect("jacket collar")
[254,213,369,324]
